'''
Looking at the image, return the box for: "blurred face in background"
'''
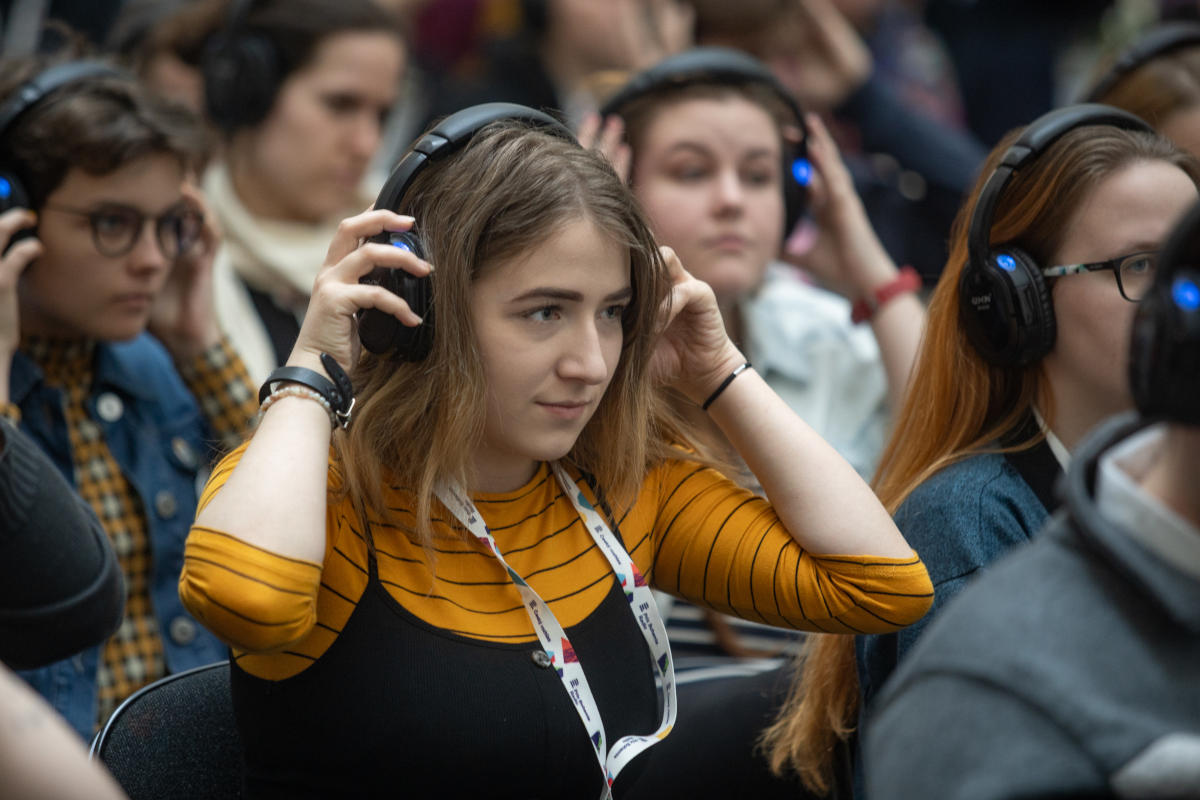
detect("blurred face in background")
[631,95,784,303]
[21,154,188,341]
[230,30,405,223]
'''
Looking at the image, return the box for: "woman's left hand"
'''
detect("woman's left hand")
[651,246,746,405]
[149,180,223,362]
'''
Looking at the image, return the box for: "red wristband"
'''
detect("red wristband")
[850,265,921,324]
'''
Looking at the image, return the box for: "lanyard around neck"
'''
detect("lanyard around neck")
[435,463,676,798]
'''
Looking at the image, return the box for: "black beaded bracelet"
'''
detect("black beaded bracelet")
[701,362,752,412]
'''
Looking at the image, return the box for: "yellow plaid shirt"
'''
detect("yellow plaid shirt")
[7,335,257,731]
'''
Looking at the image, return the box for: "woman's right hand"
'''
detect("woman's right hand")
[786,112,898,300]
[288,209,431,375]
[0,209,42,402]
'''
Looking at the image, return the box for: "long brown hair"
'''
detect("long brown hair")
[334,120,695,549]
[760,122,1200,795]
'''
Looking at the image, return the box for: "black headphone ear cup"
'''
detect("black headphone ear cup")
[202,31,280,132]
[782,141,809,238]
[959,246,1056,367]
[0,169,37,254]
[357,230,435,361]
[0,169,30,215]
[1130,270,1200,423]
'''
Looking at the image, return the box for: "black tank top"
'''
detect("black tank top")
[232,539,658,798]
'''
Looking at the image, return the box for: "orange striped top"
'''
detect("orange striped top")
[180,443,933,680]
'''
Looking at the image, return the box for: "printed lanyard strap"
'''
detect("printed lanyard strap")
[435,463,676,798]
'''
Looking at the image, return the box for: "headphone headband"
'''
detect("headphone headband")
[0,61,123,140]
[1084,21,1200,103]
[966,104,1153,271]
[599,46,810,237]
[374,102,575,213]
[599,46,802,125]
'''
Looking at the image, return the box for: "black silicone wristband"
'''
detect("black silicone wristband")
[701,362,753,412]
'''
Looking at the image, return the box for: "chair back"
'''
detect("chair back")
[90,660,243,799]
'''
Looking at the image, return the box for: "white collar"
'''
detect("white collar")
[1032,407,1071,471]
[1097,425,1200,581]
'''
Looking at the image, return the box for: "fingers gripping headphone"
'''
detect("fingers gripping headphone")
[959,104,1154,367]
[356,102,578,361]
[598,47,812,238]
[201,0,281,133]
[1130,198,1200,425]
[1083,21,1200,103]
[0,61,124,217]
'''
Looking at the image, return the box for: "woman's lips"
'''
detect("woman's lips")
[537,401,590,420]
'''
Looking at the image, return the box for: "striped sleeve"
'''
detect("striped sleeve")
[179,442,325,653]
[644,459,933,634]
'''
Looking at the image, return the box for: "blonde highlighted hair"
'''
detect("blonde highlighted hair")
[760,122,1200,795]
[333,120,696,549]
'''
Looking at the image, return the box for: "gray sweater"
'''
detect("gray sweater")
[865,414,1200,798]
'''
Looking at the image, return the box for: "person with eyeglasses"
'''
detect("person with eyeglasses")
[766,111,1200,798]
[0,48,259,743]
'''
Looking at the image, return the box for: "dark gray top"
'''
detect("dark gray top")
[865,414,1200,799]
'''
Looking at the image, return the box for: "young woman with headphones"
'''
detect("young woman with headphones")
[595,47,925,482]
[175,0,406,383]
[179,103,933,798]
[864,198,1200,799]
[762,104,1200,797]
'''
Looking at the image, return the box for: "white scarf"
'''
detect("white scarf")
[203,162,375,384]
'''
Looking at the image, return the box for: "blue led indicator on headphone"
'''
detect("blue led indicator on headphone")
[1172,277,1200,311]
[791,158,812,187]
[0,177,10,199]
[389,234,413,253]
[996,253,1017,272]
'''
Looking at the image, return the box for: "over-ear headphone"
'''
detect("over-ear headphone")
[1083,21,1200,103]
[598,47,812,238]
[959,103,1154,367]
[0,60,124,216]
[357,102,578,361]
[201,0,280,133]
[1130,197,1200,424]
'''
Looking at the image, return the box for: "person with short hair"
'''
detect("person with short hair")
[0,50,259,740]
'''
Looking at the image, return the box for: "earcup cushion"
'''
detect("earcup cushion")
[959,246,1056,367]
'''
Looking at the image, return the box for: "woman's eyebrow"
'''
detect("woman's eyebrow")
[508,286,633,304]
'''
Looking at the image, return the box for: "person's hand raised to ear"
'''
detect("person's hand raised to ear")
[0,208,42,403]
[651,246,746,405]
[288,208,430,377]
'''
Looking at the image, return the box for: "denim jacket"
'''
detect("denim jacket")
[10,334,227,740]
